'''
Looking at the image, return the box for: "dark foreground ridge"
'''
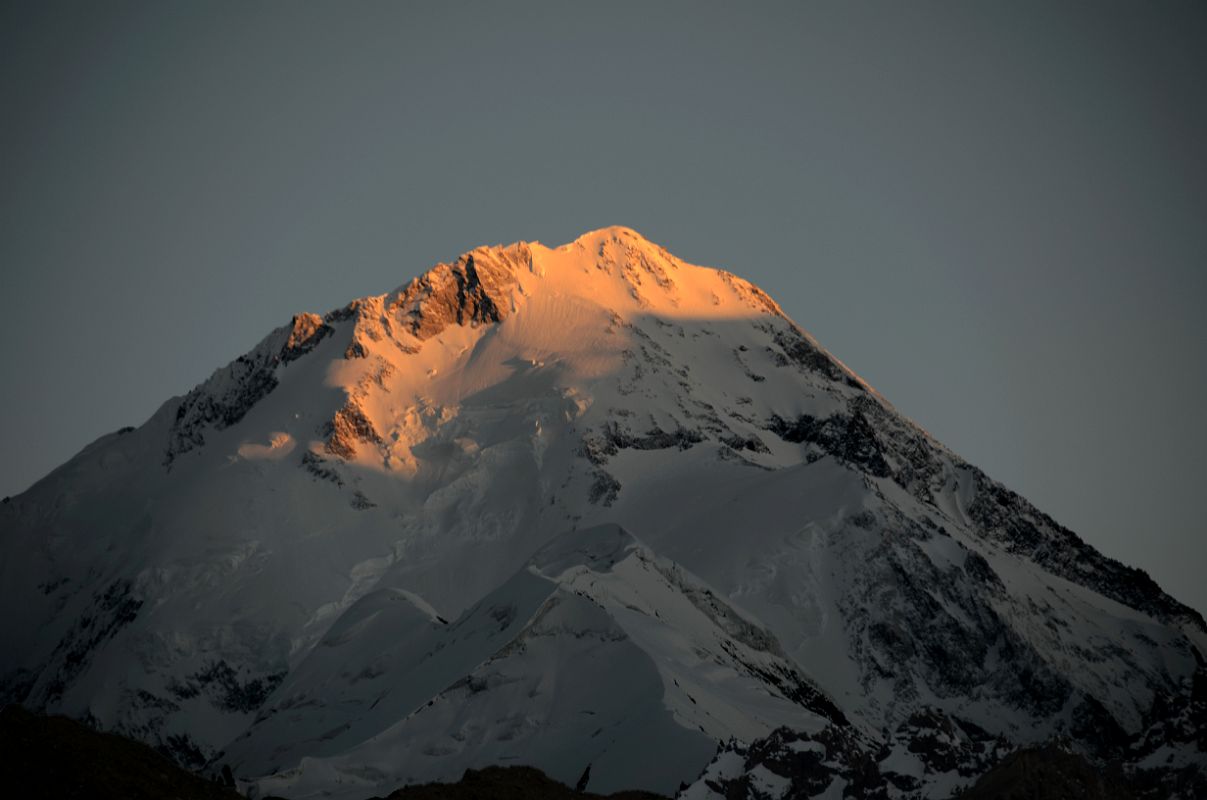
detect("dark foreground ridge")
[0,704,665,800]
[0,704,242,800]
[366,765,666,800]
[0,704,1165,800]
[959,743,1134,799]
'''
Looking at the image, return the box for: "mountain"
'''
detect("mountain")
[1,226,1203,799]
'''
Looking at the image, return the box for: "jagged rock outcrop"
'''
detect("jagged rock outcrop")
[165,313,332,465]
[388,247,523,340]
[683,709,1008,800]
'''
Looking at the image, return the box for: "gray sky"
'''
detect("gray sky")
[2,1,1205,614]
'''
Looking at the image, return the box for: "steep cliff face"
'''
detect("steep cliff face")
[1,227,1202,798]
[388,246,524,340]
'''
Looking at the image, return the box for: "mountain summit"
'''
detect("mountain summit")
[1,228,1203,798]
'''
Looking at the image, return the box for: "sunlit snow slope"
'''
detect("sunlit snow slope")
[1,227,1203,799]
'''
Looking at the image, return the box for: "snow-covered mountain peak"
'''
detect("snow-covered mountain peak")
[374,226,784,339]
[560,223,654,248]
[163,227,843,483]
[2,228,1204,798]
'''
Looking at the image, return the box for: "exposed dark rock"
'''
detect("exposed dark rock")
[166,312,331,465]
[962,551,1003,592]
[696,724,885,800]
[720,433,770,453]
[301,450,344,486]
[650,558,849,726]
[841,528,1074,717]
[167,660,285,714]
[580,421,705,467]
[588,469,621,506]
[576,763,592,792]
[280,312,333,363]
[40,580,143,705]
[325,400,382,459]
[766,323,851,384]
[689,711,1009,800]
[692,702,1204,800]
[167,363,279,465]
[717,638,849,726]
[162,731,209,770]
[767,389,1204,640]
[768,409,891,477]
[1072,696,1133,761]
[963,466,1205,632]
[890,709,1007,782]
[389,248,520,340]
[717,271,782,317]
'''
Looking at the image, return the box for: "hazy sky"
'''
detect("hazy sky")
[2,1,1205,614]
